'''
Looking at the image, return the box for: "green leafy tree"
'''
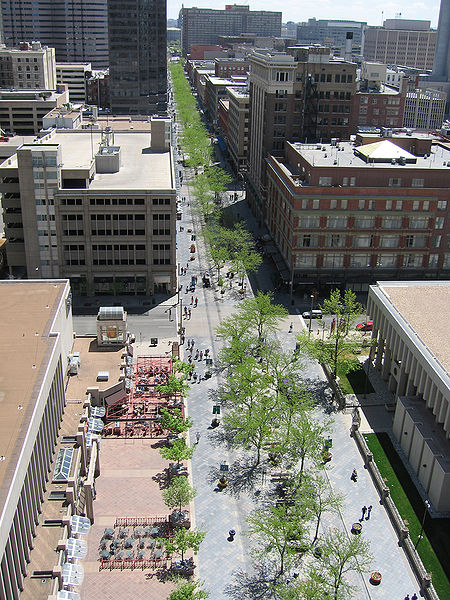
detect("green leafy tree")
[295,330,363,378]
[166,580,209,600]
[157,373,189,397]
[236,291,288,340]
[247,503,306,577]
[312,528,372,600]
[204,165,232,202]
[159,408,193,434]
[162,476,196,513]
[160,438,194,466]
[164,528,206,562]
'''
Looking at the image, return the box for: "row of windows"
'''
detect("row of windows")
[300,198,436,211]
[295,253,449,269]
[63,243,173,266]
[60,197,171,206]
[296,215,445,229]
[297,233,433,249]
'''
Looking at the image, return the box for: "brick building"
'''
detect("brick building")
[214,57,249,78]
[264,138,449,291]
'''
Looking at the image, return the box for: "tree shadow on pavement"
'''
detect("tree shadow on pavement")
[225,561,278,600]
[302,377,338,414]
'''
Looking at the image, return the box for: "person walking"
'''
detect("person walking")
[188,307,191,319]
[195,297,198,307]
[361,506,367,521]
[199,350,203,360]
[195,431,200,444]
[289,322,293,333]
[191,296,194,305]
[351,469,358,482]
[366,505,372,520]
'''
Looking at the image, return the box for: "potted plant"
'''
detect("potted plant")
[370,571,382,585]
[217,476,228,489]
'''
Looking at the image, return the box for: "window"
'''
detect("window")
[434,217,444,229]
[382,216,402,229]
[358,199,365,210]
[437,201,447,210]
[389,178,402,187]
[431,235,441,248]
[298,216,320,228]
[412,179,424,188]
[153,243,171,265]
[412,201,420,210]
[423,201,429,210]
[327,216,347,228]
[350,253,370,267]
[403,254,423,268]
[342,177,348,186]
[323,254,344,268]
[428,254,438,268]
[318,177,332,186]
[341,199,348,209]
[299,234,318,248]
[62,214,84,236]
[353,234,373,248]
[385,200,392,210]
[295,253,316,267]
[312,199,320,209]
[152,198,171,205]
[350,177,356,186]
[405,235,426,248]
[395,200,403,210]
[354,216,375,229]
[301,199,309,209]
[152,214,170,236]
[377,253,397,267]
[325,234,345,248]
[379,235,399,248]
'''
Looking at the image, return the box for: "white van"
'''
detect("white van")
[302,309,323,319]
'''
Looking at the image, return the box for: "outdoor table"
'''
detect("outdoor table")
[150,527,159,536]
[125,551,134,560]
[153,549,163,559]
[104,528,114,538]
[134,527,144,538]
[100,550,110,560]
[125,538,134,548]
[147,539,155,548]
[143,527,151,537]
[119,528,128,538]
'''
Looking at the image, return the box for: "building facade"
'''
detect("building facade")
[264,138,449,291]
[0,120,177,295]
[247,46,357,221]
[296,19,367,57]
[227,86,249,173]
[180,5,282,56]
[404,88,447,129]
[108,0,167,115]
[367,281,450,512]
[364,19,437,71]
[0,0,109,69]
[56,63,92,105]
[0,41,56,90]
[214,57,249,79]
[0,87,69,135]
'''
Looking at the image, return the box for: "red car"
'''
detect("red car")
[356,321,373,332]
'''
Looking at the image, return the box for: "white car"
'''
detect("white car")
[302,310,323,319]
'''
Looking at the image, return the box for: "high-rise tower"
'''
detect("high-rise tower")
[431,0,450,81]
[108,0,167,115]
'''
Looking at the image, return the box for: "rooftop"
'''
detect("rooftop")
[0,130,174,191]
[377,281,450,374]
[288,140,450,170]
[0,281,67,515]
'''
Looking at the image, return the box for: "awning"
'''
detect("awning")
[153,273,171,283]
[70,515,91,535]
[66,538,88,559]
[62,563,84,586]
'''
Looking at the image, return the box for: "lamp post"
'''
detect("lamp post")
[309,294,314,333]
[414,499,431,550]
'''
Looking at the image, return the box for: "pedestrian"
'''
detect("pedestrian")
[205,349,209,357]
[195,297,198,307]
[200,350,203,360]
[289,322,293,333]
[404,595,410,600]
[361,506,367,521]
[191,339,195,347]
[186,263,189,269]
[195,350,199,360]
[195,431,200,444]
[351,469,358,482]
[366,505,372,520]
[188,307,191,319]
[411,594,418,600]
[195,275,198,284]
[191,296,194,305]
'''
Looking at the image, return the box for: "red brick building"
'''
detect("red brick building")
[214,57,249,78]
[265,139,449,292]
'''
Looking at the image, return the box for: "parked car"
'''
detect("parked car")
[356,321,373,331]
[302,309,323,319]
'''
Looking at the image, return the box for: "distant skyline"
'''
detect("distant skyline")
[168,1,441,28]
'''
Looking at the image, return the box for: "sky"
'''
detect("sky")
[167,0,442,28]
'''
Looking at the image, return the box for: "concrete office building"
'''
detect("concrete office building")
[0,87,69,135]
[0,119,177,295]
[0,42,56,91]
[0,0,109,69]
[227,86,249,173]
[263,138,449,290]
[296,19,367,56]
[108,0,167,115]
[403,88,447,129]
[364,19,437,71]
[203,75,246,123]
[180,5,282,56]
[367,281,450,512]
[56,63,92,105]
[431,0,450,82]
[247,46,356,221]
[0,280,74,599]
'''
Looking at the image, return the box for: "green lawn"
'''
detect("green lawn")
[363,433,450,599]
[337,364,374,395]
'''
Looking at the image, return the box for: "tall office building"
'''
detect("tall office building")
[0,0,109,69]
[180,5,282,56]
[431,0,450,81]
[364,19,437,70]
[296,19,366,56]
[108,0,167,115]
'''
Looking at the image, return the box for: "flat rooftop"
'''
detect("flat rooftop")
[289,140,450,171]
[0,281,67,514]
[377,281,450,373]
[0,130,174,191]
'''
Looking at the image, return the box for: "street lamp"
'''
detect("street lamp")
[309,294,314,333]
[414,499,431,550]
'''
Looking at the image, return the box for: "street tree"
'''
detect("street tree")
[247,503,307,578]
[162,476,196,513]
[164,528,206,563]
[159,408,193,434]
[160,438,194,466]
[166,580,209,600]
[204,165,232,202]
[235,291,288,340]
[157,373,190,398]
[295,330,363,378]
[313,527,373,600]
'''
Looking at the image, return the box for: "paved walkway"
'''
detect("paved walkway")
[176,145,422,599]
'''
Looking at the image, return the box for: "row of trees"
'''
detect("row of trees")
[169,63,262,289]
[216,292,373,598]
